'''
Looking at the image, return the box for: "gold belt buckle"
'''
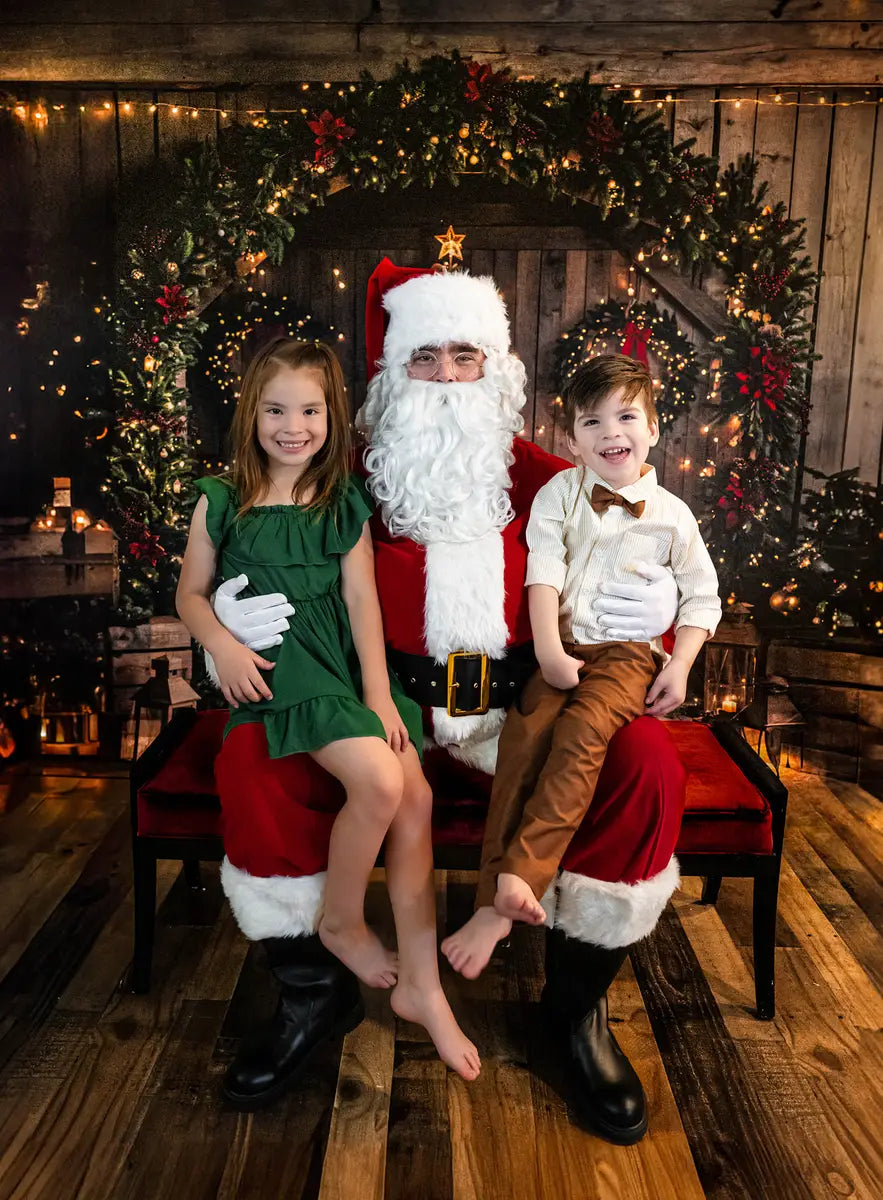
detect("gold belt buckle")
[447,651,490,717]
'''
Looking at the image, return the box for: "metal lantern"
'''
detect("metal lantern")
[737,675,806,777]
[131,655,200,760]
[703,616,761,717]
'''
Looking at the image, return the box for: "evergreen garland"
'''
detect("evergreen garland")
[98,53,818,620]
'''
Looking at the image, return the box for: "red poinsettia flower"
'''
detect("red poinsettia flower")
[128,529,164,565]
[735,343,781,409]
[307,110,355,163]
[761,349,792,411]
[718,472,745,529]
[155,284,190,325]
[464,61,507,105]
[583,111,623,161]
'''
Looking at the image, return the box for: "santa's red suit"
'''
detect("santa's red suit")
[212,260,685,1139]
[215,341,683,953]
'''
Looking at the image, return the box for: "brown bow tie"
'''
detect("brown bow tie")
[590,483,645,519]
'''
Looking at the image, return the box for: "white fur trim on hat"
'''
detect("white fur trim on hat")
[220,857,325,940]
[554,856,680,948]
[382,272,510,368]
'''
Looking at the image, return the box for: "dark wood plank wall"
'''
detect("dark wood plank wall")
[1,81,882,523]
[1,2,882,86]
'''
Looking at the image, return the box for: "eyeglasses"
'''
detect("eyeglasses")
[406,348,484,380]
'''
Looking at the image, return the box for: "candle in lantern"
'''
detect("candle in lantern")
[721,695,739,713]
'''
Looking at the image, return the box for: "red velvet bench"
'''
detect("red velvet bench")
[131,709,787,1016]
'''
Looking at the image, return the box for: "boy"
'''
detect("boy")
[442,354,721,979]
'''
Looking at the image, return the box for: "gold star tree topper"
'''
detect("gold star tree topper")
[435,224,466,269]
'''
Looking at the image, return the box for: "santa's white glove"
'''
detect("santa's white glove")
[594,560,678,642]
[211,574,295,651]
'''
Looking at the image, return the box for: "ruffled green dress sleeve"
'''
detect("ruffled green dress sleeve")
[329,474,374,555]
[194,475,238,549]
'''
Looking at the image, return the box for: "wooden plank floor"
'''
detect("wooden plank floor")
[0,759,881,1199]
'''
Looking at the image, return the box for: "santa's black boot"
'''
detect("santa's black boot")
[543,928,648,1145]
[222,934,365,1111]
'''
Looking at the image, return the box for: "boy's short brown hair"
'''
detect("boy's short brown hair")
[561,354,657,436]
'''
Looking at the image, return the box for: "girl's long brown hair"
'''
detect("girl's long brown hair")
[228,338,352,516]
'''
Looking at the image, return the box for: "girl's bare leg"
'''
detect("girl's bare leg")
[386,746,481,1081]
[312,737,403,988]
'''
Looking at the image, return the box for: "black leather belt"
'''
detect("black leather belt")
[387,646,538,716]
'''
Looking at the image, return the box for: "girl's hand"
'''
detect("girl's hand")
[538,651,582,691]
[644,659,689,717]
[367,692,410,753]
[211,637,276,709]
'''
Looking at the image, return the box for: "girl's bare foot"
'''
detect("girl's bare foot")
[493,873,547,925]
[441,906,512,979]
[318,919,398,988]
[391,980,481,1080]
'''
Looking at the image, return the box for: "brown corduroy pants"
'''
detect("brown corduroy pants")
[475,641,661,910]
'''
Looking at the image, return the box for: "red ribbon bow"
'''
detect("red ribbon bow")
[621,321,651,365]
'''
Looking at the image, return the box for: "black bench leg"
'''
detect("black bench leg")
[132,840,157,994]
[700,875,723,906]
[183,858,204,890]
[752,867,780,1020]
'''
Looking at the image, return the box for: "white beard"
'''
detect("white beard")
[356,357,529,772]
[356,359,526,545]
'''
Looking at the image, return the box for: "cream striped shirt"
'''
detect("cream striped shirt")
[525,466,721,653]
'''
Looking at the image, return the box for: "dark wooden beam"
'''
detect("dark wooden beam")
[5,1,877,24]
[0,20,881,86]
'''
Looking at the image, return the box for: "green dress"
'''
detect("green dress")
[196,474,423,760]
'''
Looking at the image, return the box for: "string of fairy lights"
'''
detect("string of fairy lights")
[2,87,880,127]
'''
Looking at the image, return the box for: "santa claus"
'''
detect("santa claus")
[210,259,685,1144]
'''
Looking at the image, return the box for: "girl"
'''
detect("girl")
[176,338,480,1081]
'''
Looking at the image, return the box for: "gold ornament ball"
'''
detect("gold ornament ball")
[166,261,179,276]
[458,125,470,138]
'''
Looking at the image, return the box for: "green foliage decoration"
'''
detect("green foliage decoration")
[101,53,817,620]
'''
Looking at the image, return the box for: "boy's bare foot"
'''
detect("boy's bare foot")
[318,919,398,988]
[441,906,512,979]
[494,873,547,925]
[391,980,481,1081]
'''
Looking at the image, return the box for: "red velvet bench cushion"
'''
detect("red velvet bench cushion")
[136,711,773,856]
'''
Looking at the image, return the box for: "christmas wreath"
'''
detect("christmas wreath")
[555,300,700,429]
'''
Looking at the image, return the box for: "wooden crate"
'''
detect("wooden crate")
[108,617,193,716]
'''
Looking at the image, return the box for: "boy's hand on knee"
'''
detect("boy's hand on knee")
[539,651,582,691]
[644,660,688,717]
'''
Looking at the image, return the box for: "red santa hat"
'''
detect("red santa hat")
[365,256,511,380]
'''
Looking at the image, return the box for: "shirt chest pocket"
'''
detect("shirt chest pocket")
[614,524,674,572]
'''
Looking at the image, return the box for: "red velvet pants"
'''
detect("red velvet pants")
[215,714,685,888]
